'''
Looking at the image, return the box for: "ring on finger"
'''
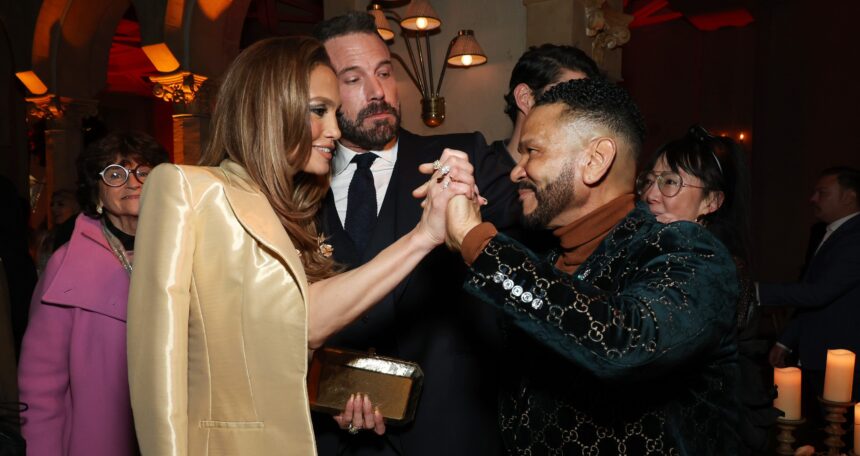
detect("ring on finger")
[441,178,451,190]
[432,160,442,170]
[347,423,360,435]
[439,165,451,176]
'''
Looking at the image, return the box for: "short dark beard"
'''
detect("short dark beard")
[338,101,400,151]
[521,162,576,229]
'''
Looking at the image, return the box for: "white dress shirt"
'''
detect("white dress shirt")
[330,141,399,226]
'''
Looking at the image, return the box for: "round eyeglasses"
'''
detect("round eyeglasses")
[636,171,705,197]
[99,164,152,187]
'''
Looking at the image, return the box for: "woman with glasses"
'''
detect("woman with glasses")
[637,125,777,454]
[18,131,168,456]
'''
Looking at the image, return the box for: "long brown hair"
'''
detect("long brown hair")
[200,36,336,282]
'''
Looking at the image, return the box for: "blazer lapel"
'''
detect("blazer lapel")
[806,214,860,279]
[321,191,360,267]
[219,161,308,300]
[386,130,434,304]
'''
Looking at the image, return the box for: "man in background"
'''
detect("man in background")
[311,11,518,456]
[763,166,860,427]
[491,43,601,167]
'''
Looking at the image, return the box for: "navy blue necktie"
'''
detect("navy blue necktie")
[345,153,378,252]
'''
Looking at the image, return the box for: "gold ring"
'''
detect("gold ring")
[432,160,442,170]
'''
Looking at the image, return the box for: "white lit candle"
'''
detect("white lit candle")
[823,349,855,402]
[774,367,802,420]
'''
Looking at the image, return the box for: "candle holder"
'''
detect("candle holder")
[819,396,856,456]
[775,416,806,455]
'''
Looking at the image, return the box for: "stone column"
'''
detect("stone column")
[150,71,211,165]
[25,96,97,228]
[523,0,631,81]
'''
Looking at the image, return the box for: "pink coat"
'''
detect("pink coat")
[18,214,138,456]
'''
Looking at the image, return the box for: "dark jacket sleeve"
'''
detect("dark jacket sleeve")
[759,229,860,308]
[466,133,521,232]
[777,315,803,352]
[463,225,738,381]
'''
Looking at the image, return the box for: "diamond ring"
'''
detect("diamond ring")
[440,165,451,176]
[347,423,360,435]
[441,178,451,190]
[432,160,442,170]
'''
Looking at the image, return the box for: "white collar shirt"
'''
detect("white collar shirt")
[330,141,399,226]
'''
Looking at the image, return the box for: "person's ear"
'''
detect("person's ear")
[581,137,617,186]
[700,190,725,215]
[514,83,535,116]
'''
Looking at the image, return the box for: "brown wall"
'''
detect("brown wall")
[622,0,860,281]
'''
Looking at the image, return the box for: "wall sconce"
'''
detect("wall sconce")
[15,71,49,95]
[369,1,487,127]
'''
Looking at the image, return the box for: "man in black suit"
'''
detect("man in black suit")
[762,166,860,424]
[311,11,518,456]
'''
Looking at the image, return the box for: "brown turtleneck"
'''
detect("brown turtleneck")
[461,193,636,272]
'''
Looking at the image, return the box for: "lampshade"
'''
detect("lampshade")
[446,30,487,67]
[15,71,48,95]
[399,0,441,31]
[369,4,394,41]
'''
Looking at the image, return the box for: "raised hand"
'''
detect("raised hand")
[445,194,483,252]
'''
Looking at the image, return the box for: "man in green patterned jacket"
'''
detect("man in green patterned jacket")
[439,77,743,455]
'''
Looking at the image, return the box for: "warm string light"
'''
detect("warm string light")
[416,17,428,29]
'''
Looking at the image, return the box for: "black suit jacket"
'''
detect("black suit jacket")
[760,213,860,371]
[313,129,519,456]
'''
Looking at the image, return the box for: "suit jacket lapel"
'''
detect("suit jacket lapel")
[219,161,308,300]
[386,130,432,304]
[321,190,360,267]
[393,130,425,240]
[807,214,860,279]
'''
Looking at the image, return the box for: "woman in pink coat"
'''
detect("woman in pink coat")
[18,132,168,456]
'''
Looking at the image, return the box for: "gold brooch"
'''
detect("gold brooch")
[318,234,334,258]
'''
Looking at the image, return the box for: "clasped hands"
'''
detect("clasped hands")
[411,148,486,251]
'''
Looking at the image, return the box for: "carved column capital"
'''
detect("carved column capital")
[25,95,64,122]
[583,0,632,66]
[25,95,98,126]
[150,71,209,105]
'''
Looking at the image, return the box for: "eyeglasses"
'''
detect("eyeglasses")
[99,164,152,187]
[636,171,705,197]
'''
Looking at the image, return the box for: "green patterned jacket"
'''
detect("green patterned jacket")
[465,202,743,455]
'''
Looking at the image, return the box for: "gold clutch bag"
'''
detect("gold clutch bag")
[308,347,424,425]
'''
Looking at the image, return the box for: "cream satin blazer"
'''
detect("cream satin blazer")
[128,160,316,455]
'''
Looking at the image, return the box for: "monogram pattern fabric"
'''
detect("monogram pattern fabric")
[465,203,743,455]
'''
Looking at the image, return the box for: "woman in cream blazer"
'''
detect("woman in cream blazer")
[127,37,476,456]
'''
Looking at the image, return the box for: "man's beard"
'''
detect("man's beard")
[521,162,576,229]
[338,100,400,151]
